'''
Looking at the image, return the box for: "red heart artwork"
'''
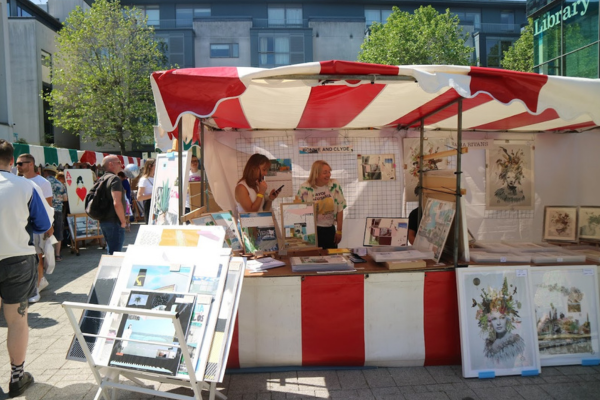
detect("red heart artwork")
[76,187,87,201]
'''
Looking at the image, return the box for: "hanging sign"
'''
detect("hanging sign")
[299,145,353,154]
[449,139,493,149]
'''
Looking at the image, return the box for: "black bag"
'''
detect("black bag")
[85,175,111,221]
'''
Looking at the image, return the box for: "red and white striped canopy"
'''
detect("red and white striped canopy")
[150,61,600,136]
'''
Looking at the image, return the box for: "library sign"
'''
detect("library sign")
[533,0,593,36]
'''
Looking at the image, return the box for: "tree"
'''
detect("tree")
[44,0,169,154]
[358,6,473,66]
[501,19,534,72]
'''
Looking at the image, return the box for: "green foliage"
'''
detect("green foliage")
[44,0,169,154]
[501,19,534,72]
[358,6,473,65]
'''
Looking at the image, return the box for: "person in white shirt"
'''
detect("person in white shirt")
[185,154,202,214]
[137,159,155,224]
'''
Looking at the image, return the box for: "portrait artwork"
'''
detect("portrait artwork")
[457,267,540,378]
[543,206,578,242]
[413,198,455,262]
[486,143,534,210]
[64,169,94,214]
[531,266,600,366]
[403,137,448,202]
[578,207,600,241]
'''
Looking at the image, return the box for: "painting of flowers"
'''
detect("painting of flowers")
[543,206,578,242]
[486,143,534,210]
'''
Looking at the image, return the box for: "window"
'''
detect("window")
[41,50,52,68]
[365,7,392,27]
[486,38,513,68]
[259,35,304,67]
[268,5,302,27]
[565,44,598,78]
[454,10,481,30]
[16,5,32,17]
[155,34,186,67]
[210,44,239,58]
[136,5,160,26]
[176,5,210,27]
[500,11,515,31]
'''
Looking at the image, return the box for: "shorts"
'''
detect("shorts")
[33,233,44,254]
[0,255,38,304]
[53,210,64,241]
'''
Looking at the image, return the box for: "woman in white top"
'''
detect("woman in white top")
[235,154,280,213]
[137,159,155,224]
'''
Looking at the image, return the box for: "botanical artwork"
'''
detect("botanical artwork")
[357,154,396,181]
[543,206,578,242]
[67,215,101,239]
[413,198,456,262]
[125,265,194,293]
[64,169,94,214]
[486,143,534,210]
[150,152,191,225]
[211,211,243,252]
[531,266,600,366]
[363,217,408,246]
[280,203,317,250]
[109,291,195,376]
[457,267,540,378]
[578,207,600,241]
[403,138,448,202]
[239,212,279,253]
[264,158,293,198]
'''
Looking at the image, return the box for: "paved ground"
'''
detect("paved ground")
[1,223,600,399]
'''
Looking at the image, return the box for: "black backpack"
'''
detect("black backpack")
[85,175,111,221]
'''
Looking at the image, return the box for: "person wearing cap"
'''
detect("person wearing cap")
[43,166,68,262]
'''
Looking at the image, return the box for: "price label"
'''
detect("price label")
[500,257,507,263]
[516,269,527,277]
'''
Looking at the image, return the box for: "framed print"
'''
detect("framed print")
[413,198,456,263]
[543,206,578,242]
[150,151,191,225]
[457,266,540,378]
[578,206,600,241]
[403,137,448,202]
[363,217,408,247]
[63,169,94,214]
[357,154,396,181]
[67,215,101,240]
[191,215,217,227]
[486,142,534,210]
[210,211,244,251]
[239,212,279,253]
[530,266,600,367]
[280,202,318,250]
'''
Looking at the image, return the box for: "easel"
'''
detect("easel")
[68,213,105,255]
[62,302,227,400]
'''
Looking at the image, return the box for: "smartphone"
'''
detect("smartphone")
[275,184,284,193]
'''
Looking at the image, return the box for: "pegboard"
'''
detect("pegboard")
[236,135,404,222]
[483,208,535,220]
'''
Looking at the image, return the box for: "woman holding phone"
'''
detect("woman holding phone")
[235,154,280,213]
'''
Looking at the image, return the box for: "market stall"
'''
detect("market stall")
[12,142,144,167]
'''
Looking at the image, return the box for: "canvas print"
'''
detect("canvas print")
[357,154,396,181]
[63,169,94,214]
[264,158,293,198]
[150,152,191,225]
[211,211,243,251]
[486,143,535,210]
[531,266,600,366]
[126,265,194,293]
[280,203,317,250]
[67,215,101,239]
[109,291,195,376]
[578,206,600,241]
[457,267,540,378]
[363,217,408,246]
[543,206,578,242]
[403,137,449,202]
[413,198,456,262]
[239,212,279,253]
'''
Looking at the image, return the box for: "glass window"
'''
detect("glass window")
[137,5,160,26]
[500,10,515,31]
[486,38,513,68]
[536,59,562,75]
[565,43,598,78]
[41,50,51,68]
[563,0,599,54]
[365,7,393,27]
[268,5,302,27]
[210,44,239,58]
[176,5,210,27]
[454,9,481,29]
[258,35,304,67]
[533,3,562,66]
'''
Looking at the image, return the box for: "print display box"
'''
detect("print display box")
[456,266,540,378]
[530,266,600,367]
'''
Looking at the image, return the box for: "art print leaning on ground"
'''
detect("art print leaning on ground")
[413,198,455,262]
[578,206,600,241]
[486,142,534,210]
[543,206,578,242]
[456,267,540,378]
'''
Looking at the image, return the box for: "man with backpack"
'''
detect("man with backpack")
[96,155,128,254]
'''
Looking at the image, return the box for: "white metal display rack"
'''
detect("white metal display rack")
[62,302,227,400]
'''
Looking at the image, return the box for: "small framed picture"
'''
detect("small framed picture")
[543,206,578,242]
[363,217,408,247]
[578,206,600,241]
[280,202,318,251]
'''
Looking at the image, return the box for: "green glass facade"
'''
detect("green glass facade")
[532,0,599,78]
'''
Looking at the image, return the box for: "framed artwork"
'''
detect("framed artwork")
[150,151,191,225]
[578,206,600,241]
[456,266,541,378]
[530,266,600,366]
[486,142,535,210]
[413,198,456,263]
[239,212,280,253]
[280,202,318,250]
[543,206,578,242]
[67,215,101,240]
[210,211,243,252]
[265,158,293,198]
[403,137,448,202]
[191,215,217,227]
[63,169,94,214]
[363,217,408,246]
[357,154,396,181]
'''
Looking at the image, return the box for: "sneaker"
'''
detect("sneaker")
[28,290,40,304]
[38,277,49,292]
[9,372,34,398]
